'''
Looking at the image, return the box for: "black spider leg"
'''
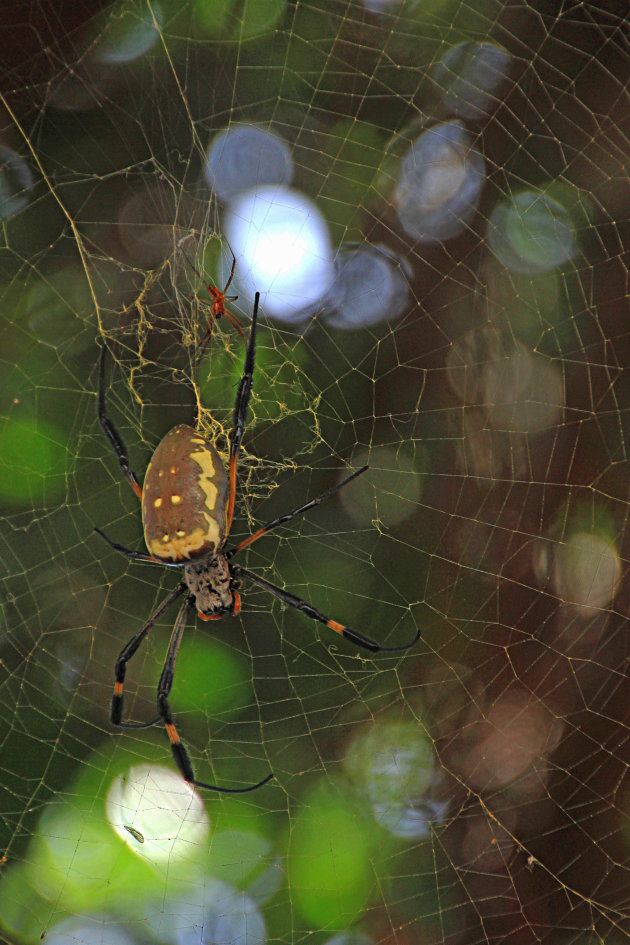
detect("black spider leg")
[98,344,143,499]
[111,581,187,729]
[225,291,260,538]
[222,244,238,294]
[157,594,274,794]
[232,565,421,654]
[94,526,184,569]
[226,465,369,558]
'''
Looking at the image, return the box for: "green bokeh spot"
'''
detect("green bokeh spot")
[22,267,94,353]
[172,637,251,716]
[34,803,130,909]
[505,192,575,269]
[288,786,373,929]
[0,862,52,942]
[237,0,286,37]
[193,0,234,36]
[206,829,272,887]
[198,328,312,423]
[0,417,66,505]
[321,119,384,233]
[194,0,285,38]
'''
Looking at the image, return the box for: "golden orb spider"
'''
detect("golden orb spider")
[95,293,420,794]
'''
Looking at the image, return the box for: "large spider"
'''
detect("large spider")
[96,293,420,794]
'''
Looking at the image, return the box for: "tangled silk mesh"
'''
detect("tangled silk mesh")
[0,2,630,944]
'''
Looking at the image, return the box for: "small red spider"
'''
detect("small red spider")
[193,249,246,358]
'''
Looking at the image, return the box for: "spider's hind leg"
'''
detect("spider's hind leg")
[234,565,421,654]
[155,594,274,794]
[110,582,186,729]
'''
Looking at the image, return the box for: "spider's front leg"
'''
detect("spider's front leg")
[97,344,143,499]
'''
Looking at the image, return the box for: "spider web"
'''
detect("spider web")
[1,1,629,943]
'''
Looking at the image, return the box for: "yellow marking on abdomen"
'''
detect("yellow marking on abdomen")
[153,498,162,508]
[189,445,222,547]
[148,526,212,560]
[171,494,182,504]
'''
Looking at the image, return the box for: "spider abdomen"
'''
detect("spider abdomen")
[141,424,228,562]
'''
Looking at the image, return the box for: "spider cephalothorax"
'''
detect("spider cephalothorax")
[184,554,240,618]
[96,292,419,794]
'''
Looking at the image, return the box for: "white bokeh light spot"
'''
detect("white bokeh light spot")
[107,764,209,865]
[223,185,335,322]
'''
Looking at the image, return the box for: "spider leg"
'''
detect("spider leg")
[226,466,369,558]
[94,526,184,569]
[233,565,420,654]
[98,345,143,500]
[222,243,237,293]
[219,302,246,341]
[156,595,274,794]
[225,292,260,538]
[110,581,186,729]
